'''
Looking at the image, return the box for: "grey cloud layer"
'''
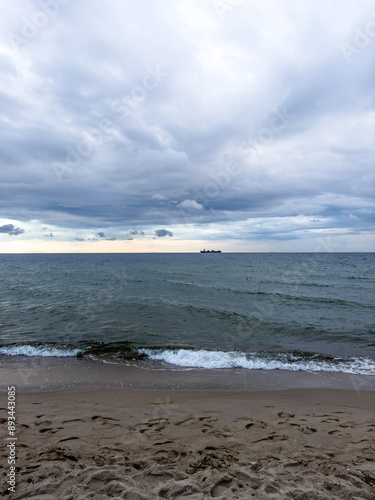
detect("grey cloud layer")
[0,0,374,244]
[155,229,173,238]
[0,224,25,235]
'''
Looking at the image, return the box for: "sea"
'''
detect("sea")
[0,253,374,382]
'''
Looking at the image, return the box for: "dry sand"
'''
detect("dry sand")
[1,387,374,499]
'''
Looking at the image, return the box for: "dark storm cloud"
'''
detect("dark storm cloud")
[0,224,25,235]
[0,0,374,247]
[155,229,173,238]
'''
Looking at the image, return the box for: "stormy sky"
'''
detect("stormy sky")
[0,0,374,252]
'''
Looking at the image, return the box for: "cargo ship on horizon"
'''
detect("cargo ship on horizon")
[200,249,222,253]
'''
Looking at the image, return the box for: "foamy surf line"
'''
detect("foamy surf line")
[0,345,81,357]
[139,348,375,375]
[1,344,374,375]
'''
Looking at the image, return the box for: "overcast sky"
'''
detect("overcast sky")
[0,0,374,252]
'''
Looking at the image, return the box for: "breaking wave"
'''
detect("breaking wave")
[139,348,375,375]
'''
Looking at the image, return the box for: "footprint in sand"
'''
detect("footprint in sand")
[321,417,340,424]
[39,427,63,434]
[361,445,375,456]
[91,415,119,420]
[198,416,217,422]
[278,411,295,418]
[339,421,356,428]
[328,430,351,437]
[211,476,233,498]
[62,418,86,424]
[134,418,171,434]
[299,427,317,434]
[252,434,288,443]
[154,449,186,465]
[201,426,213,433]
[245,420,267,429]
[263,484,283,498]
[58,436,80,442]
[207,429,233,438]
[35,420,52,427]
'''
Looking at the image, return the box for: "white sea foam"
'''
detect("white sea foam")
[0,345,80,357]
[139,348,375,375]
[1,344,374,375]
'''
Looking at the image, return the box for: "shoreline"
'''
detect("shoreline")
[1,387,374,498]
[1,355,374,392]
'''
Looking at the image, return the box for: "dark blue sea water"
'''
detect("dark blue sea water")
[0,253,374,374]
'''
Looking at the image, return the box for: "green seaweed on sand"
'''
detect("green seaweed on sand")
[188,449,238,474]
[362,474,375,487]
[175,416,194,425]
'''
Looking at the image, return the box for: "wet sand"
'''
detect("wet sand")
[1,355,374,392]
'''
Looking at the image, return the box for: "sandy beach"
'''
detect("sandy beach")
[1,387,374,499]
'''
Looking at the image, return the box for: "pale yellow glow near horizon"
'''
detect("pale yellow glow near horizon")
[0,238,269,253]
[1,235,373,253]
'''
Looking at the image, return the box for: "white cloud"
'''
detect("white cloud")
[152,194,168,201]
[178,199,204,210]
[348,214,360,221]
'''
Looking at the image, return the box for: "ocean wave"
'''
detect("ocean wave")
[139,348,375,375]
[0,345,81,357]
[1,343,374,375]
[159,285,368,310]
